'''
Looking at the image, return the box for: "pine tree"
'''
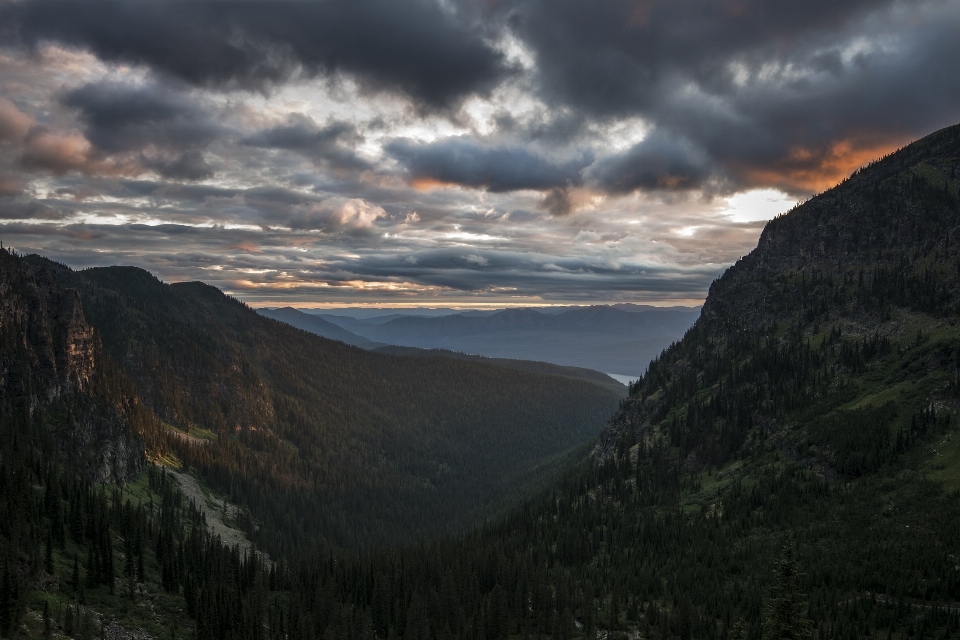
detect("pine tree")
[763,536,813,640]
[72,555,81,594]
[730,618,747,640]
[45,533,54,574]
[44,600,52,639]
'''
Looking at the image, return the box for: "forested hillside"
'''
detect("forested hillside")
[1,249,264,640]
[260,122,960,640]
[371,345,626,394]
[10,255,623,551]
[4,122,960,640]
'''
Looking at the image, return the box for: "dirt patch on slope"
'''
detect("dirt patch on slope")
[165,468,267,562]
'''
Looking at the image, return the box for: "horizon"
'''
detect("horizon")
[242,300,704,311]
[0,242,708,309]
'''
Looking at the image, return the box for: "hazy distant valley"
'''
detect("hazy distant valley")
[258,304,700,378]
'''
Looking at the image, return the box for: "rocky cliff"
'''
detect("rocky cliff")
[0,248,145,482]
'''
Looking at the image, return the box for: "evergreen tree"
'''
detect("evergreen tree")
[72,555,81,594]
[730,618,748,640]
[43,600,52,639]
[45,533,54,574]
[763,536,813,640]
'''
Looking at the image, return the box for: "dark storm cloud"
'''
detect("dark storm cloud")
[500,0,888,117]
[539,188,573,216]
[493,0,960,194]
[317,248,719,296]
[4,0,960,307]
[62,81,223,153]
[8,0,509,108]
[589,132,712,193]
[141,150,214,181]
[387,137,592,192]
[113,180,240,201]
[686,11,960,192]
[0,197,67,220]
[242,116,371,171]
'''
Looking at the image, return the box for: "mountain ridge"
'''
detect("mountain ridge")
[256,306,387,348]
[599,122,960,467]
[333,304,699,375]
[12,254,626,549]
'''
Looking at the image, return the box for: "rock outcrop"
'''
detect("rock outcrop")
[0,248,145,482]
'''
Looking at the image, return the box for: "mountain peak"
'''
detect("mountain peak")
[599,122,960,470]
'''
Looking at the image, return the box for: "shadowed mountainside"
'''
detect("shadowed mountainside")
[0,249,146,483]
[16,255,626,549]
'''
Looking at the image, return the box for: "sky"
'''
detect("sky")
[1,0,958,308]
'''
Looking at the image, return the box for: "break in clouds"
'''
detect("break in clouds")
[1,0,959,306]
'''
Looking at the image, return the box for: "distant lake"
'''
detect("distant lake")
[606,373,640,386]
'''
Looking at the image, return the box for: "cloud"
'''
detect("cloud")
[19,127,136,176]
[539,187,574,216]
[0,178,24,196]
[0,197,67,220]
[2,0,960,308]
[0,98,34,143]
[62,80,223,153]
[141,150,214,181]
[588,131,712,193]
[304,247,720,298]
[503,0,888,117]
[463,254,489,266]
[497,0,960,194]
[387,137,592,193]
[0,85,218,181]
[286,198,387,233]
[0,184,754,305]
[242,115,370,172]
[0,103,134,181]
[8,0,509,109]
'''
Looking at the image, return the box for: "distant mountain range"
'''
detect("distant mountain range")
[259,304,700,376]
[256,306,387,349]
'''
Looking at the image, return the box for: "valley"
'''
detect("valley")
[258,305,699,377]
[3,123,960,640]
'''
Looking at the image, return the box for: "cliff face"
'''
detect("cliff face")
[0,258,94,403]
[596,122,960,465]
[27,262,278,435]
[0,249,145,482]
